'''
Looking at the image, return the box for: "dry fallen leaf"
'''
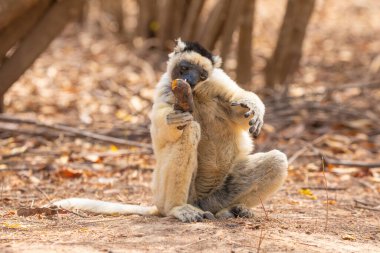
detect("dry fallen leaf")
[2,222,27,230]
[341,234,356,241]
[298,188,318,200]
[110,144,119,152]
[323,200,337,205]
[57,167,83,178]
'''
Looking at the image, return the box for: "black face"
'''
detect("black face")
[171,60,208,88]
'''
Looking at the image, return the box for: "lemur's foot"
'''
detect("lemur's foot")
[215,205,254,219]
[170,204,215,223]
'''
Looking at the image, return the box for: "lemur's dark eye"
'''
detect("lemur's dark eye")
[200,72,208,81]
[180,66,188,71]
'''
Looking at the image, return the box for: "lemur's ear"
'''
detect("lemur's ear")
[212,55,222,68]
[168,38,186,58]
[174,38,186,53]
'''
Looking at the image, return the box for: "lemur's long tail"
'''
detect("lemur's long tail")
[52,198,159,216]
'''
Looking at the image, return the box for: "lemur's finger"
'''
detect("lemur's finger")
[251,111,260,123]
[231,101,249,108]
[239,103,249,109]
[195,214,204,222]
[167,117,192,125]
[168,111,192,119]
[185,213,203,222]
[166,112,193,125]
[252,120,261,137]
[249,116,258,126]
[244,110,254,118]
[249,126,256,135]
[254,121,263,137]
[203,211,216,220]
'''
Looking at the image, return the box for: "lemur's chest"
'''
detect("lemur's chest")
[192,98,238,193]
[193,97,233,148]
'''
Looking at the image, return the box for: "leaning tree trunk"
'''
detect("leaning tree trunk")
[197,0,231,50]
[0,0,39,30]
[236,0,255,87]
[264,0,315,88]
[219,0,245,61]
[136,0,158,38]
[100,0,124,34]
[158,0,188,50]
[181,0,205,41]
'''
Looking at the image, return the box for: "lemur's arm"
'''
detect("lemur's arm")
[201,68,265,136]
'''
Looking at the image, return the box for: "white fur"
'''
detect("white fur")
[53,198,158,215]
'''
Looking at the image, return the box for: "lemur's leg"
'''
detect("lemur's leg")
[197,150,288,217]
[153,118,214,222]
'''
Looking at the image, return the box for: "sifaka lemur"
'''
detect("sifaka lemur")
[53,39,288,222]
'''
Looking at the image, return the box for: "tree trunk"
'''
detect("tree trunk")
[265,0,315,88]
[236,0,255,87]
[136,0,158,38]
[0,0,39,30]
[0,0,83,113]
[219,0,245,61]
[197,0,230,50]
[181,0,205,41]
[100,0,124,34]
[159,0,186,49]
[0,0,51,60]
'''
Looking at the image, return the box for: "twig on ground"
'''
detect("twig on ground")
[288,134,326,165]
[324,157,380,169]
[257,224,266,253]
[0,114,152,149]
[354,199,380,207]
[321,156,329,232]
[18,174,86,218]
[302,186,347,191]
[355,179,378,193]
[0,125,73,138]
[259,196,269,220]
[354,199,380,212]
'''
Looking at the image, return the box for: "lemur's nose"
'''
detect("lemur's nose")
[182,72,198,87]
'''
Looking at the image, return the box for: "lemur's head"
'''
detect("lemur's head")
[167,39,222,88]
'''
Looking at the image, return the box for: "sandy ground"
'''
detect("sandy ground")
[2,177,380,253]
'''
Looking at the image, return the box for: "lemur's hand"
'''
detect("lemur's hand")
[231,99,264,137]
[166,111,193,128]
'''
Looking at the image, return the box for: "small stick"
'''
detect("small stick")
[324,157,380,169]
[288,134,326,165]
[256,225,266,253]
[19,175,86,218]
[301,186,347,191]
[321,156,329,232]
[259,196,269,220]
[354,199,380,212]
[354,199,380,207]
[0,114,152,149]
[354,205,380,212]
